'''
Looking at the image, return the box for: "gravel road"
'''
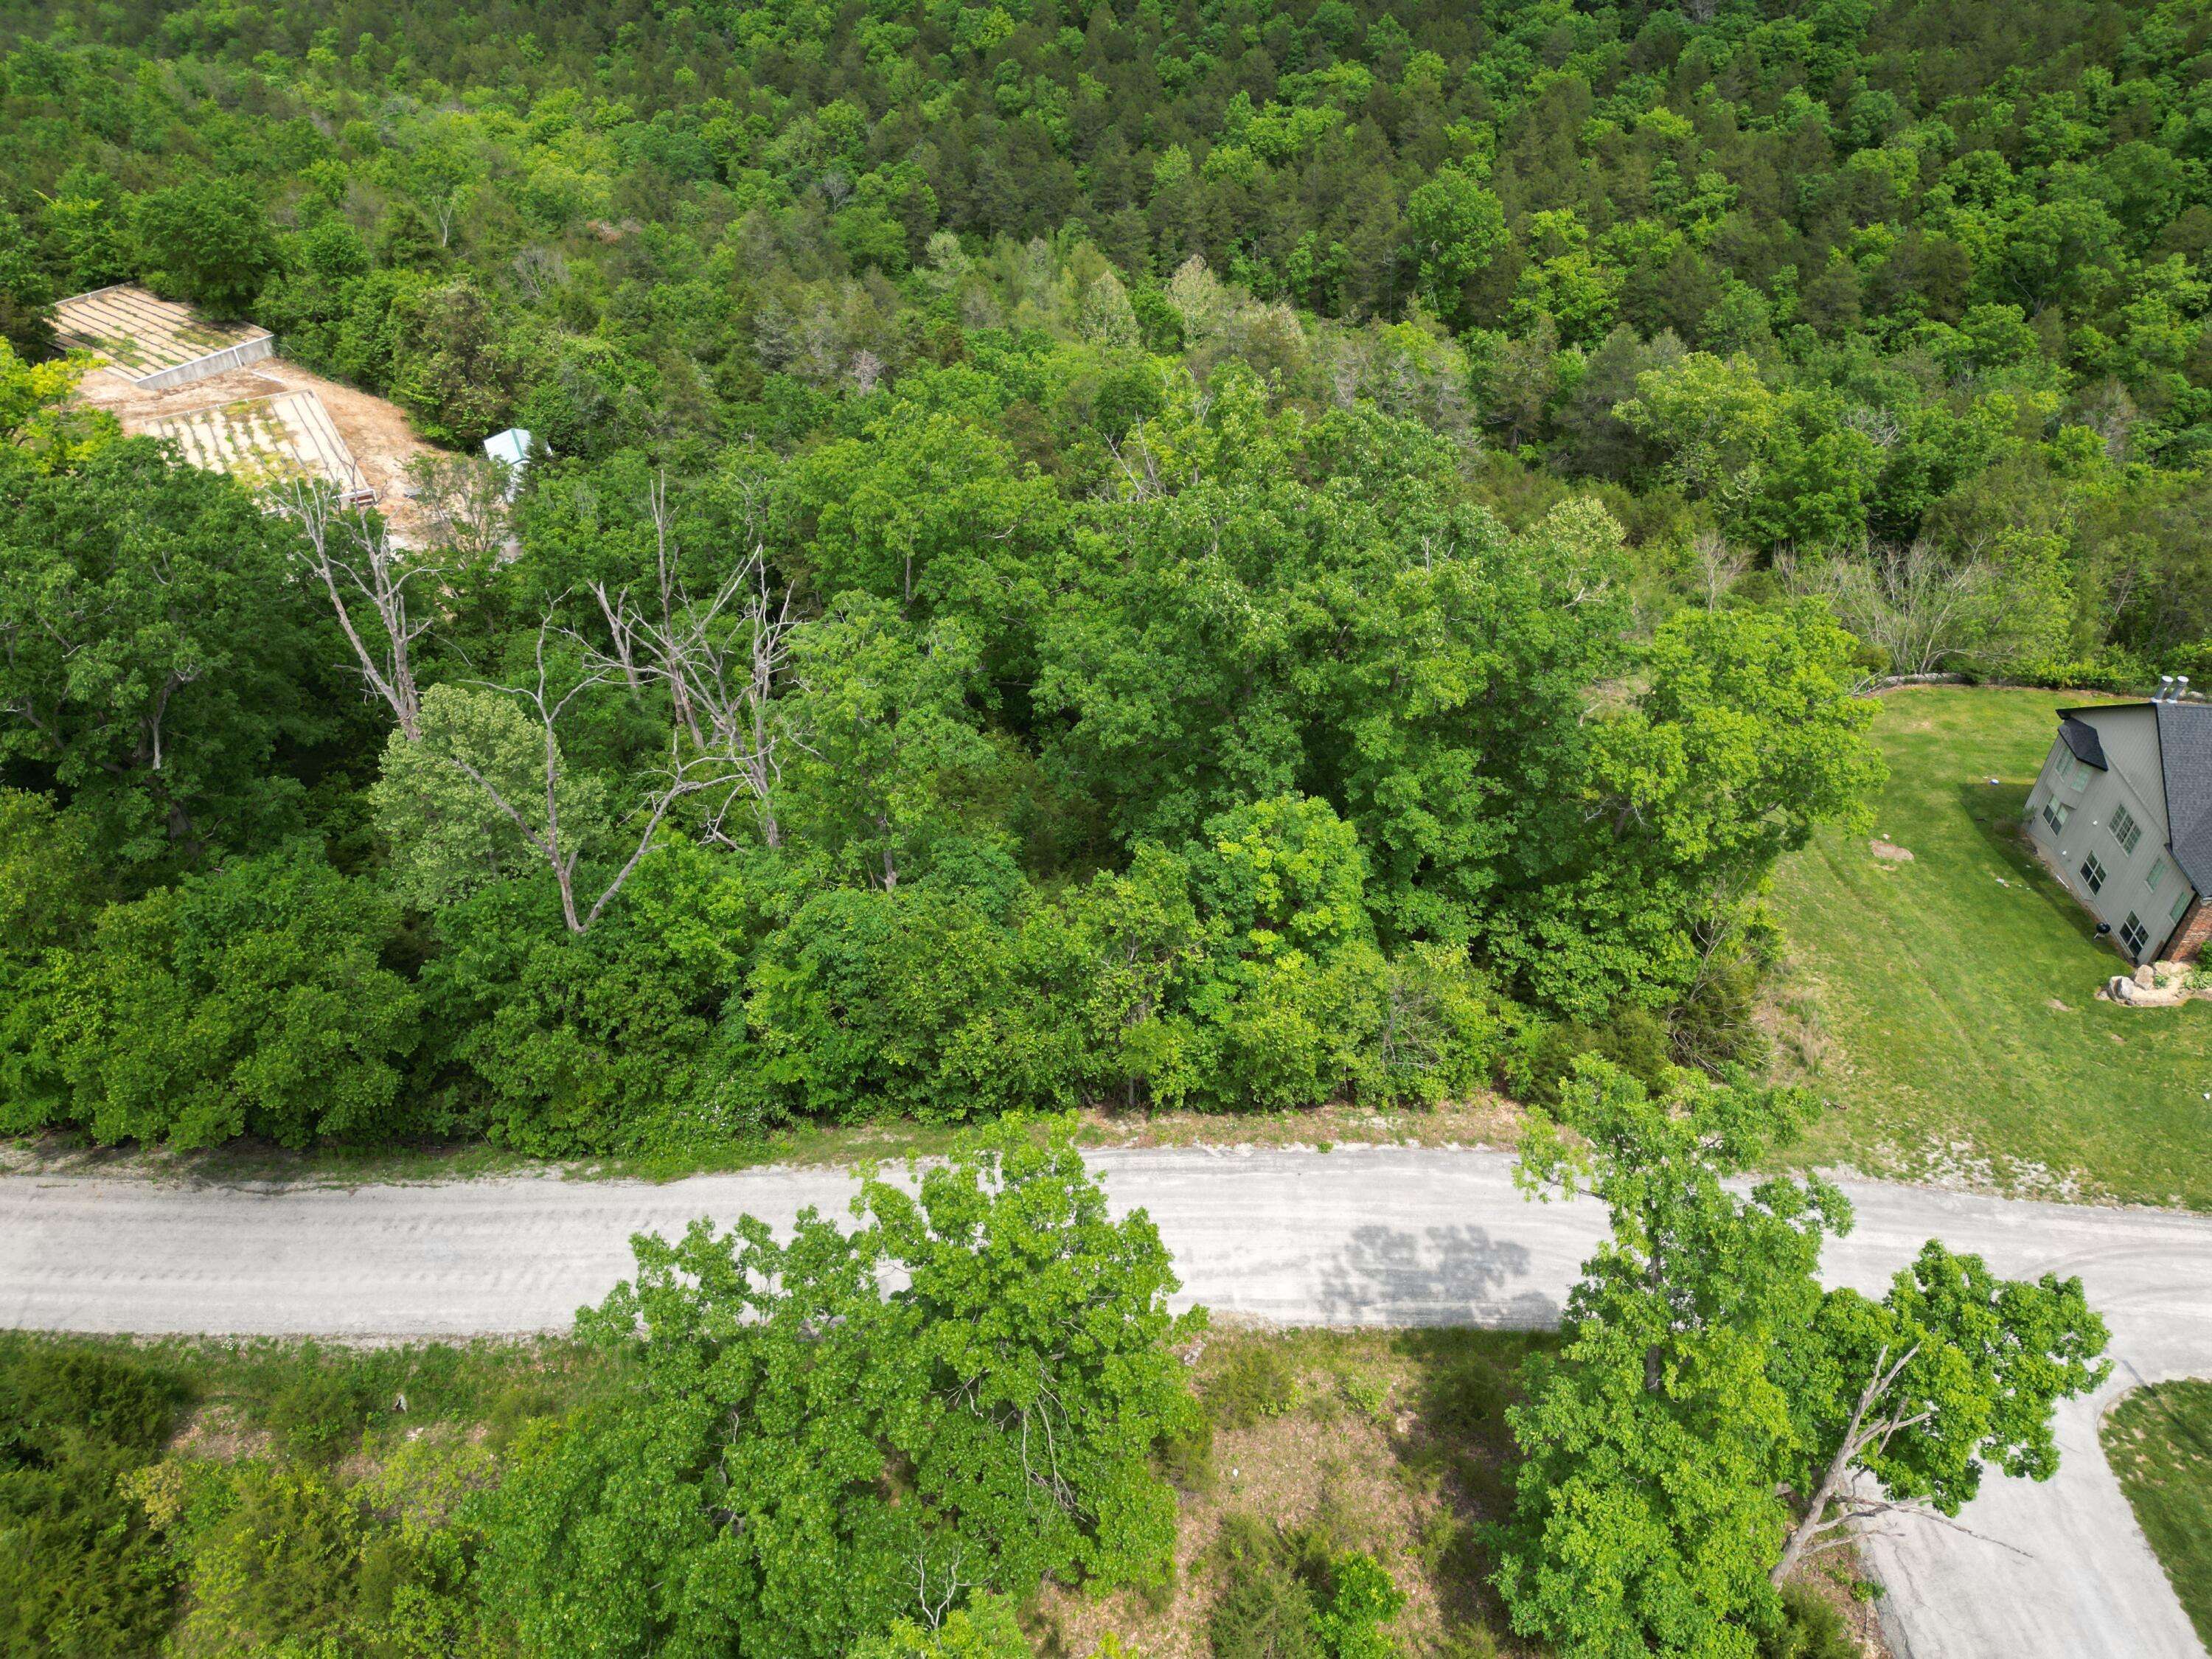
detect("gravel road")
[3,1146,2205,1658]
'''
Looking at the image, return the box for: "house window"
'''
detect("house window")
[2042,799,2072,836]
[2067,753,2091,792]
[2081,853,2107,894]
[2148,855,2169,889]
[2176,890,2196,924]
[2110,801,2143,856]
[2121,913,2150,959]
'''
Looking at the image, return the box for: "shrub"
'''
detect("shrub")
[174,1467,361,1657]
[0,1343,188,1656]
[1208,1523,1322,1659]
[1759,1585,1860,1659]
[745,880,1094,1126]
[0,1444,183,1658]
[265,1358,374,1464]
[24,848,421,1148]
[0,1343,184,1456]
[1421,1350,1511,1443]
[1314,1552,1405,1659]
[417,847,776,1156]
[1161,1411,1217,1491]
[1205,1343,1301,1429]
[1208,1518,1405,1659]
[1501,1004,1674,1107]
[1435,1628,1500,1659]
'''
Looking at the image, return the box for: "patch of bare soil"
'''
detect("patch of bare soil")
[1075,1094,1527,1155]
[0,1095,1529,1190]
[74,358,442,543]
[1032,1328,1536,1659]
[1031,1326,1895,1659]
[166,1400,276,1464]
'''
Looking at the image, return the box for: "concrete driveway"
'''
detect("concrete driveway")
[2,1146,2205,1658]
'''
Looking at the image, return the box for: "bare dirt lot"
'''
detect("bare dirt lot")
[75,355,442,543]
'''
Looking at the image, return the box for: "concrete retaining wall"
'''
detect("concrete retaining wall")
[133,333,275,390]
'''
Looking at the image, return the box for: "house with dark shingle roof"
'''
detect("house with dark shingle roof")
[2022,692,2212,964]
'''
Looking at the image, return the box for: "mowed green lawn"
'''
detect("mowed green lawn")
[2103,1381,2212,1648]
[1770,686,2212,1210]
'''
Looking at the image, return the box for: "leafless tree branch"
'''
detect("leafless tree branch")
[273,478,445,740]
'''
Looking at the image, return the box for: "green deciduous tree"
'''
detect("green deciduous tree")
[782,597,1015,892]
[1496,1059,2109,1656]
[0,442,331,874]
[1040,375,1630,961]
[131,178,280,316]
[388,279,525,446]
[1495,1061,1837,1659]
[1614,352,1777,504]
[0,344,116,475]
[1402,167,1506,325]
[0,214,55,352]
[4,848,420,1148]
[482,1117,1200,1656]
[1495,602,1882,1017]
[372,682,597,910]
[1768,1242,2108,1585]
[0,789,101,953]
[867,1122,1196,1597]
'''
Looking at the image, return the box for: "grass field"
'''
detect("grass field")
[1770,686,2212,1211]
[2102,1380,2212,1649]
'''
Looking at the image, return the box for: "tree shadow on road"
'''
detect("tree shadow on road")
[1315,1222,1558,1329]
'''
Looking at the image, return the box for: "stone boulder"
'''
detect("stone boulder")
[2108,961,2202,1006]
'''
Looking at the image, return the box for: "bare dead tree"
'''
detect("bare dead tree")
[909,1543,974,1630]
[578,476,804,850]
[272,478,437,740]
[1795,540,2002,685]
[585,578,647,697]
[451,619,748,934]
[1690,529,1753,613]
[510,245,568,303]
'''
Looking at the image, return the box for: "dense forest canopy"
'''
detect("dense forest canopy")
[4,0,2210,1158]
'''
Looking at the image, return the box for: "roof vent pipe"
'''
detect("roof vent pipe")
[2181,676,2194,701]
[2160,676,2176,701]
